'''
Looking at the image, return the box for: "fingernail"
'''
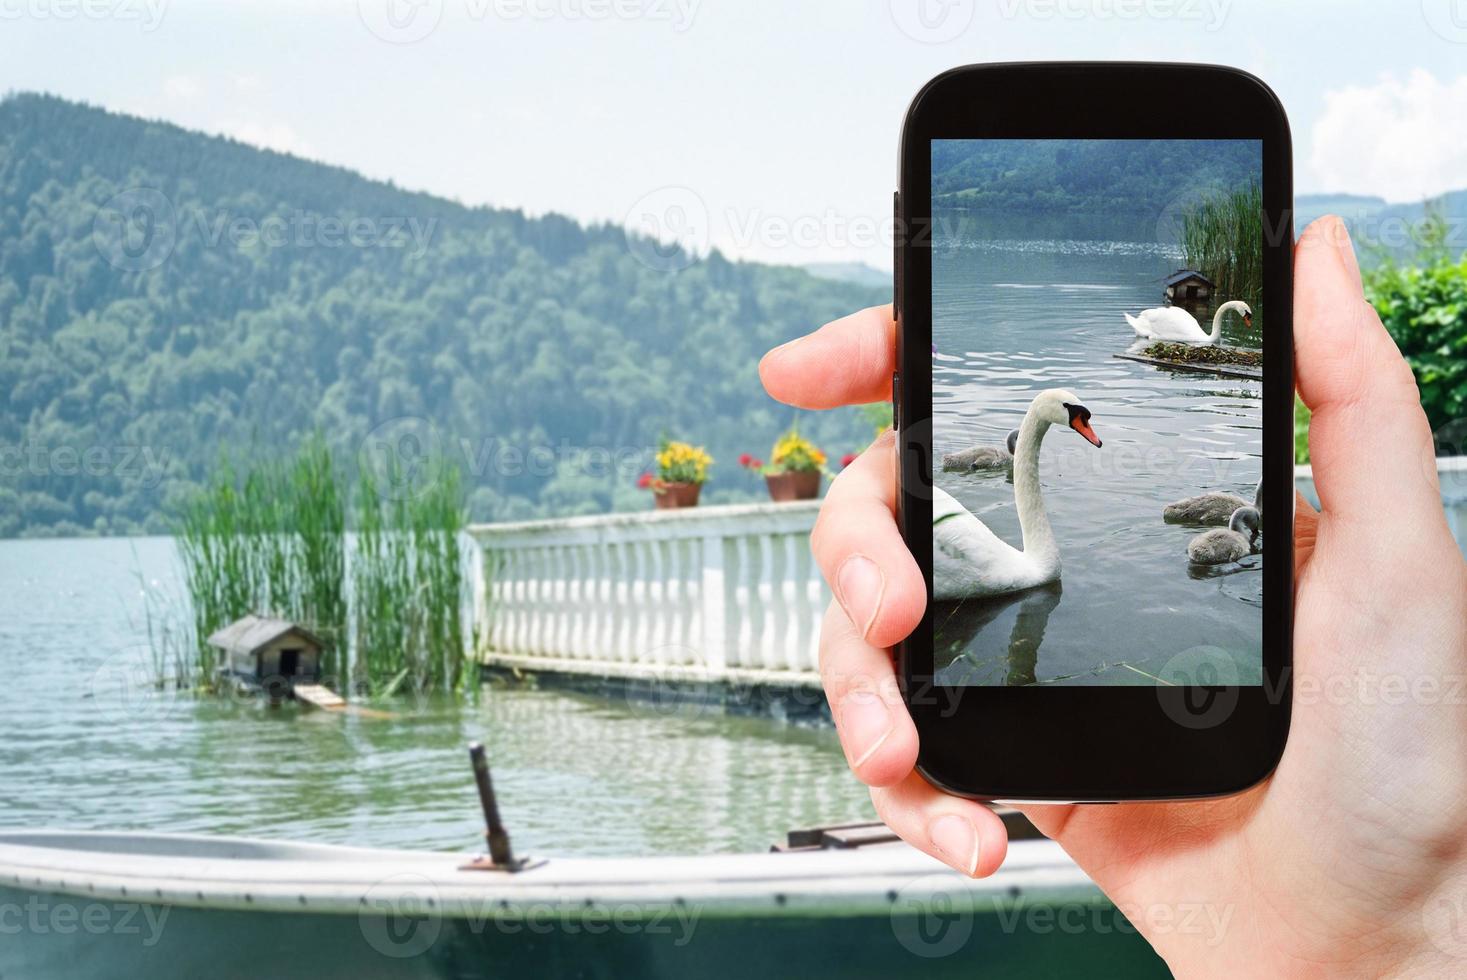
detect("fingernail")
[835,554,885,639]
[838,688,892,769]
[929,814,980,876]
[1330,216,1361,288]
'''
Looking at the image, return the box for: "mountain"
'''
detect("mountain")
[930,139,1261,216]
[0,93,882,538]
[803,262,890,289]
[1296,190,1467,262]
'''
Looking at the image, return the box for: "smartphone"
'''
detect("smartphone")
[894,63,1293,801]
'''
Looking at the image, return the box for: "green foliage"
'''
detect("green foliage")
[177,437,466,693]
[0,93,880,537]
[931,139,1260,216]
[1364,248,1467,453]
[353,459,467,695]
[1294,396,1311,465]
[1181,181,1263,314]
[176,434,348,685]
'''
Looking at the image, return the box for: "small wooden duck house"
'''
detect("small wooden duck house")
[207,615,324,697]
[1162,269,1215,315]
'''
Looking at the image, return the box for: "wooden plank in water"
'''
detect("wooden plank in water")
[1113,351,1263,381]
[293,684,346,711]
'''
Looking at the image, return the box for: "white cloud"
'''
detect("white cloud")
[214,119,316,159]
[163,75,204,103]
[1309,70,1467,203]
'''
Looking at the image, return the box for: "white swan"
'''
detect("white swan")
[1187,506,1261,565]
[1125,300,1253,346]
[941,428,1020,473]
[1165,479,1261,526]
[933,390,1102,600]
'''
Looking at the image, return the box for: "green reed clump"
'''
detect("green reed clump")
[1181,180,1263,313]
[352,458,469,696]
[176,435,348,686]
[175,436,467,696]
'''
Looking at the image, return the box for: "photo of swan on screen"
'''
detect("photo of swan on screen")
[930,138,1264,688]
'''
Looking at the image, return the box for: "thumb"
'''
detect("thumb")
[1294,216,1442,535]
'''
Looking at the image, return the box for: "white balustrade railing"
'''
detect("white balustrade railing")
[467,501,828,687]
[469,458,1467,689]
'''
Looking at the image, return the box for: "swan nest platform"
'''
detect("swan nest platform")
[1114,342,1262,380]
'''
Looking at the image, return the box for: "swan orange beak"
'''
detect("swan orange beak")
[1071,417,1102,448]
[1244,312,1253,328]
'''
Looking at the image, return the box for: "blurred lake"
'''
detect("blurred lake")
[931,211,1264,686]
[0,536,872,855]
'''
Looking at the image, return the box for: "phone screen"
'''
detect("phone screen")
[929,138,1264,688]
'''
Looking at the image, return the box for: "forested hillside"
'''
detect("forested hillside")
[0,94,881,537]
[931,139,1261,216]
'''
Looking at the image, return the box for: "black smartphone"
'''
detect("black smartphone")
[894,63,1293,801]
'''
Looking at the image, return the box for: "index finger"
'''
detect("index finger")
[759,304,896,409]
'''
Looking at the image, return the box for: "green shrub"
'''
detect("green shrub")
[1364,252,1467,454]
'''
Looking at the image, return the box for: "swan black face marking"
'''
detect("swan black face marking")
[1062,402,1102,448]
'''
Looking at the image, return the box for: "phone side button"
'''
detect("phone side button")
[891,371,901,432]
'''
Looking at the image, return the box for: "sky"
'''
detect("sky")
[1,0,1464,269]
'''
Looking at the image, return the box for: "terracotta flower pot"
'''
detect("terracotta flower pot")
[653,481,702,509]
[765,469,821,502]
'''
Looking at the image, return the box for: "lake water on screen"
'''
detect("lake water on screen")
[0,536,871,854]
[930,214,1264,686]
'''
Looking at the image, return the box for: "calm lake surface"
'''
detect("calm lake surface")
[0,536,871,855]
[931,212,1264,686]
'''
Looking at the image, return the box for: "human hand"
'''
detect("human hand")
[758,216,1467,976]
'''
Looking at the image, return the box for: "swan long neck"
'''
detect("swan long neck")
[1012,410,1060,568]
[1209,301,1246,342]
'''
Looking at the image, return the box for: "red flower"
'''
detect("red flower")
[738,453,753,468]
[840,452,858,469]
[637,472,655,489]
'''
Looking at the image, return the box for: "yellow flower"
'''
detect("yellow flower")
[656,440,712,484]
[769,428,825,473]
